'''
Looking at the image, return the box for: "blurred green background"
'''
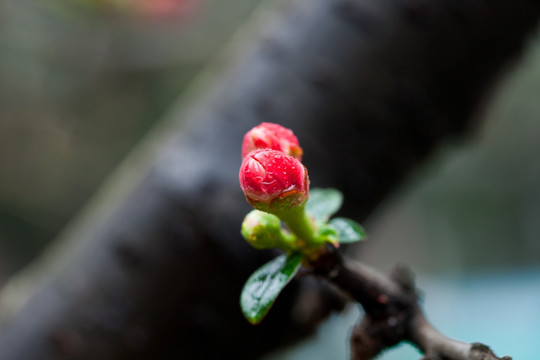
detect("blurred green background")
[0,0,539,358]
[0,0,264,278]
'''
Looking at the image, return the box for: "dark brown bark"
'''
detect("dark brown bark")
[0,0,539,359]
[311,246,511,360]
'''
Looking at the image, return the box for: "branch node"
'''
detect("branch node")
[470,342,512,360]
[309,244,343,279]
[390,264,417,297]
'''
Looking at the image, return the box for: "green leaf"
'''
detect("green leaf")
[316,223,339,245]
[329,217,367,243]
[305,188,343,222]
[240,252,302,325]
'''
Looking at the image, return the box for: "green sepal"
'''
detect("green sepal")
[305,188,343,222]
[240,252,302,325]
[329,217,367,244]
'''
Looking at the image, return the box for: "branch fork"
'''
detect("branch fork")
[310,245,511,360]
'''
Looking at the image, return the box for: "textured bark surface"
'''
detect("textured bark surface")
[311,246,512,360]
[0,0,539,359]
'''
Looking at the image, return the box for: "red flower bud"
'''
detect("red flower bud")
[241,122,303,160]
[239,149,309,214]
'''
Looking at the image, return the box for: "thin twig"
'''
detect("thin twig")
[310,245,511,360]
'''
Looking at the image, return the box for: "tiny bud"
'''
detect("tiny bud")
[239,149,309,214]
[241,122,303,160]
[316,224,340,246]
[241,210,283,250]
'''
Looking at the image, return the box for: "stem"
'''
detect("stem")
[278,204,318,246]
[276,228,297,252]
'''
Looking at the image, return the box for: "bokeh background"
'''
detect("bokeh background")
[0,0,263,276]
[1,0,539,358]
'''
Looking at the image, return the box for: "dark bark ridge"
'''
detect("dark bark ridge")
[311,245,511,360]
[0,0,539,359]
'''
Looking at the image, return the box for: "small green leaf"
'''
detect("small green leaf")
[316,223,339,245]
[329,217,367,243]
[240,252,302,325]
[305,188,343,222]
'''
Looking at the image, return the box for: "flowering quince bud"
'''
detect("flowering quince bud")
[239,149,309,214]
[241,122,303,160]
[241,210,284,250]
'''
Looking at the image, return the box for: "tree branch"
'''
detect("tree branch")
[311,245,511,360]
[0,0,539,359]
[412,314,511,360]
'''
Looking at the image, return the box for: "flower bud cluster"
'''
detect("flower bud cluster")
[239,123,308,215]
